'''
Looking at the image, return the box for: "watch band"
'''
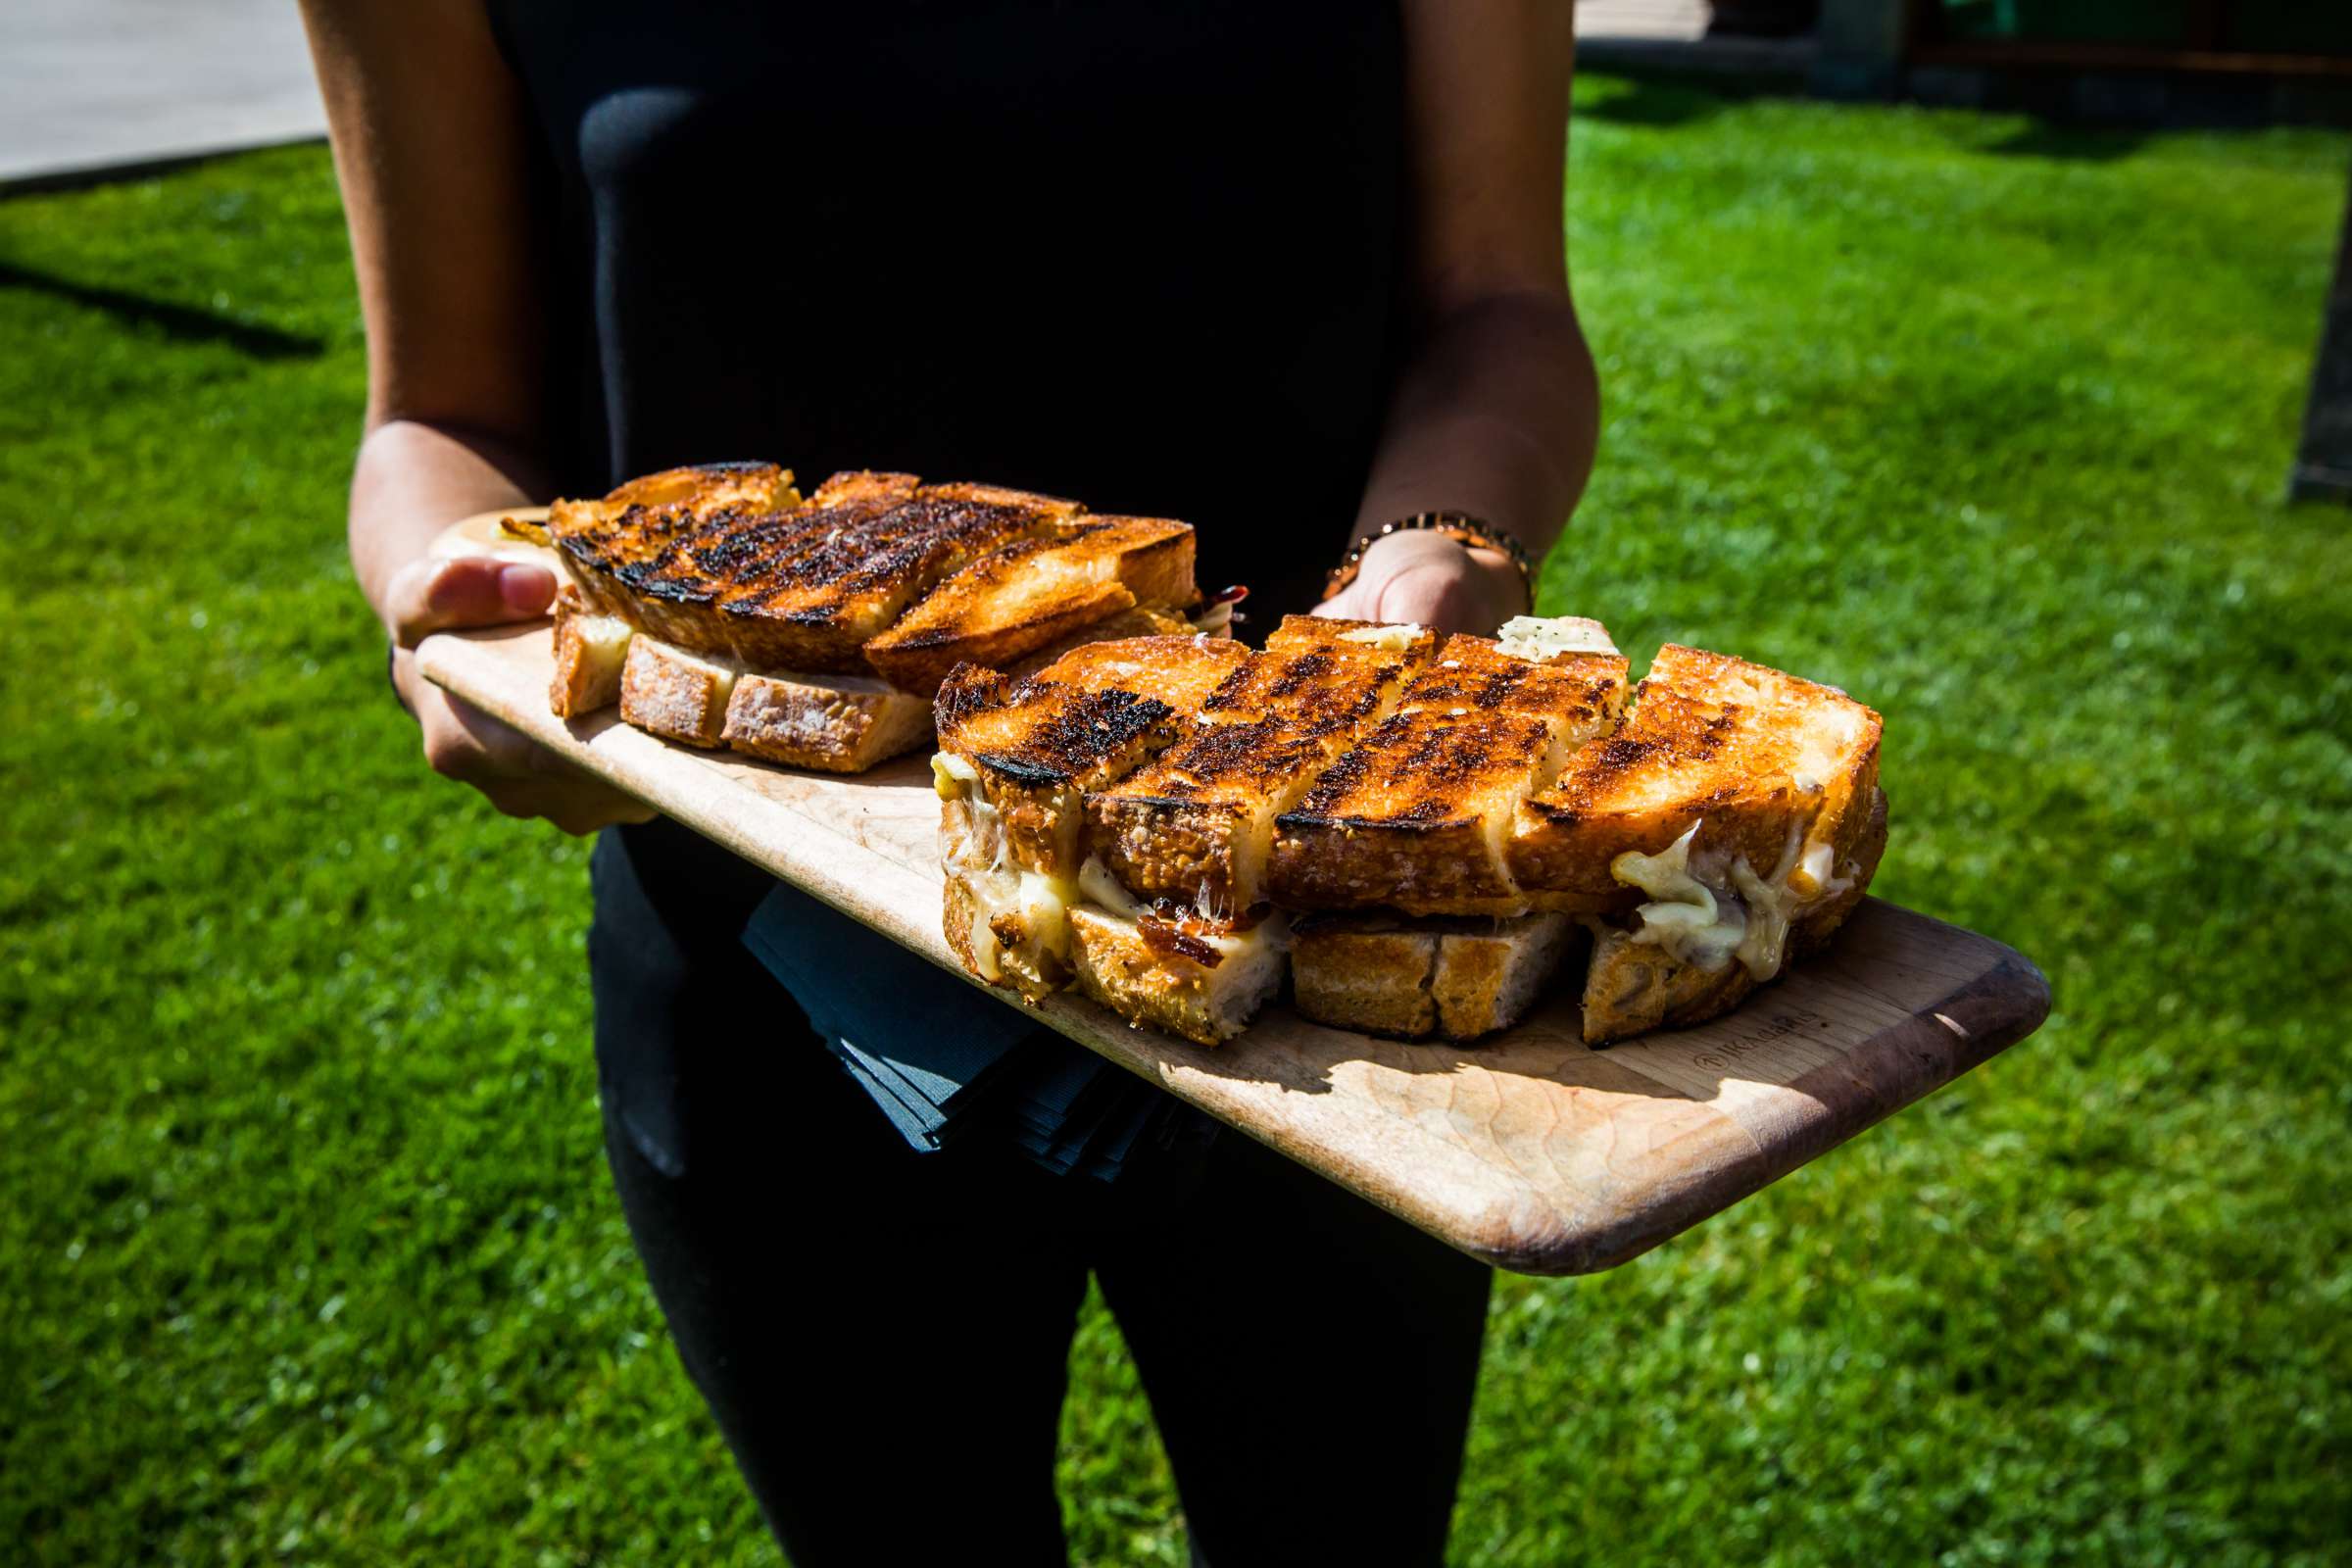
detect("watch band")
[1320,512,1535,609]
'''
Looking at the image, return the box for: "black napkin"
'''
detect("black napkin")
[742,883,1195,1181]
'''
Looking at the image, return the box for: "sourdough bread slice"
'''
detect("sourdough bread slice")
[1291,911,1577,1042]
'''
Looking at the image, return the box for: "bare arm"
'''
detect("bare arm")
[301,0,647,832]
[1318,0,1597,632]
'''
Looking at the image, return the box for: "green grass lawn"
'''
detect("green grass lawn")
[4,77,2348,1565]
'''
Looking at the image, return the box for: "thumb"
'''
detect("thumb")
[387,555,557,648]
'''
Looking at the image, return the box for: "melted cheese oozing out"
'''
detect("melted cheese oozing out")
[1729,858,1796,977]
[1078,855,1147,920]
[967,884,1004,979]
[1614,821,1837,980]
[1495,615,1620,662]
[962,863,1079,983]
[938,755,1100,986]
[1612,824,1746,972]
[1075,857,1287,962]
[1190,601,1236,639]
[1338,622,1427,654]
[577,614,633,655]
[932,751,979,799]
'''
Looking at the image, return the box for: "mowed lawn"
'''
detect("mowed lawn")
[4,77,2348,1566]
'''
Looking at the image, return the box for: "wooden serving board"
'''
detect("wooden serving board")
[419,622,2048,1276]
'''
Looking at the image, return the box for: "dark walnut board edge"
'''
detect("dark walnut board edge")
[419,623,2050,1276]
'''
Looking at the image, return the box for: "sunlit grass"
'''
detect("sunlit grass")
[3,84,2347,1565]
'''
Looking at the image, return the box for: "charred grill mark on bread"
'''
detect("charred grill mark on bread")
[1268,710,1567,914]
[1262,629,1627,916]
[1396,633,1630,742]
[864,516,1199,694]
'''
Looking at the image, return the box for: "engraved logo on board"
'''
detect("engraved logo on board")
[1690,1011,1827,1075]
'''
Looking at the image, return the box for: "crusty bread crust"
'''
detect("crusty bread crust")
[1261,614,1442,668]
[721,671,933,773]
[1021,634,1250,711]
[1004,604,1200,678]
[554,466,1079,673]
[1580,930,1760,1046]
[1794,786,1889,956]
[557,466,1212,772]
[1290,921,1441,1037]
[617,636,738,748]
[1432,914,1577,1040]
[864,516,1197,695]
[1398,632,1628,744]
[1086,719,1343,916]
[1292,912,1575,1042]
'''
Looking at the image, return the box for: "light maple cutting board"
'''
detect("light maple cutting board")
[418,620,2048,1275]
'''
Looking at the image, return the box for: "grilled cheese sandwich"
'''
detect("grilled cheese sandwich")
[532,463,1205,773]
[936,617,1888,1051]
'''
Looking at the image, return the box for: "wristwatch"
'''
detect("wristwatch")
[1320,512,1536,610]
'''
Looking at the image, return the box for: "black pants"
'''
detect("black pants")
[590,823,1493,1567]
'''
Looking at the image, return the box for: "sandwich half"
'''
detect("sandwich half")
[930,617,1889,1052]
[533,463,1203,772]
[1509,643,1886,1043]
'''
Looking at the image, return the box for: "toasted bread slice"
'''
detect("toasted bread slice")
[1004,604,1203,675]
[617,636,742,748]
[809,470,921,507]
[549,587,634,717]
[1193,615,1437,734]
[1290,911,1577,1041]
[704,482,1071,671]
[1509,643,1883,909]
[1085,718,1351,918]
[617,633,930,767]
[1542,645,1885,1047]
[1266,622,1631,915]
[863,515,1197,694]
[1396,629,1629,745]
[1288,916,1442,1037]
[722,671,933,773]
[553,467,1075,672]
[931,636,1251,876]
[550,462,802,618]
[1065,901,1290,1046]
[1025,633,1250,711]
[1433,912,1579,1039]
[1261,613,1442,666]
[1268,711,1568,914]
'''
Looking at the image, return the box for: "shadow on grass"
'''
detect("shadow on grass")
[1581,77,1731,128]
[0,258,322,361]
[1980,123,2153,162]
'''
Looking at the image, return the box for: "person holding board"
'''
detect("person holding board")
[299,2,1599,1561]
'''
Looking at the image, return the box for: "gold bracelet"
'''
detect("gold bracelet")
[1319,513,1535,608]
